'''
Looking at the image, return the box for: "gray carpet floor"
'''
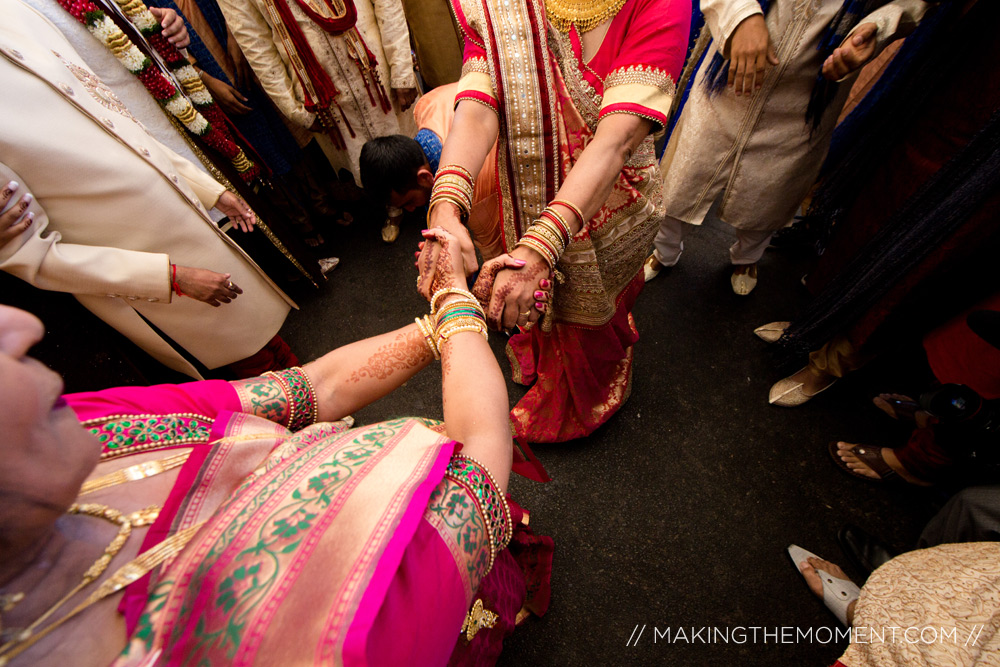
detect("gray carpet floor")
[277,211,947,666]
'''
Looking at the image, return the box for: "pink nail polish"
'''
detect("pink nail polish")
[514,259,527,266]
[535,302,544,310]
[540,279,550,289]
[534,291,544,299]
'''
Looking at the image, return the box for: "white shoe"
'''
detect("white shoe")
[787,545,860,627]
[318,257,340,275]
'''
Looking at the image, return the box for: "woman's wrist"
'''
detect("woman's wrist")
[428,201,465,229]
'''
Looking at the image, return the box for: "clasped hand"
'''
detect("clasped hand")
[416,222,552,331]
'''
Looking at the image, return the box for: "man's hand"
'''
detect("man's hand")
[393,87,419,112]
[199,72,252,116]
[173,265,242,306]
[215,191,256,232]
[0,181,33,246]
[822,23,877,81]
[727,14,778,96]
[149,7,190,49]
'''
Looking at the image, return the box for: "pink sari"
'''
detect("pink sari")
[64,369,551,665]
[452,0,690,450]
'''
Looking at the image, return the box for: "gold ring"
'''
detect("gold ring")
[520,310,531,317]
[227,281,234,289]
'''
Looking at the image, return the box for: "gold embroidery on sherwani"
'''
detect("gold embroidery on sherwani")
[58,56,138,123]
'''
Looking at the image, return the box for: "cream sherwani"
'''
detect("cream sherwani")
[218,0,416,184]
[660,0,929,233]
[0,0,295,379]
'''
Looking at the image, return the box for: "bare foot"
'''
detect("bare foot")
[835,441,931,486]
[789,367,836,397]
[872,393,935,428]
[800,557,857,625]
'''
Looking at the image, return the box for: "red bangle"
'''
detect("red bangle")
[171,263,185,297]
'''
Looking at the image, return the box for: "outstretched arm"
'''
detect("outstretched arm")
[482,113,652,331]
[304,323,435,422]
[424,228,512,489]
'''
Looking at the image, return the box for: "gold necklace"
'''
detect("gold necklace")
[0,503,160,665]
[545,0,626,33]
[79,452,191,496]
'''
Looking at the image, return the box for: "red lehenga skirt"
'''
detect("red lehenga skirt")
[507,274,643,445]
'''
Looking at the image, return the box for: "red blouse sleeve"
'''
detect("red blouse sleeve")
[451,0,499,114]
[596,0,692,128]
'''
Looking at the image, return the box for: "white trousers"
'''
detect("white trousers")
[652,216,774,267]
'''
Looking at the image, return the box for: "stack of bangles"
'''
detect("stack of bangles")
[515,199,582,269]
[427,164,475,222]
[414,287,488,360]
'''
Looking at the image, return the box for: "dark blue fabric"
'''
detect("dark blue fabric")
[147,0,303,175]
[191,0,231,53]
[661,0,706,149]
[778,0,995,358]
[416,128,443,173]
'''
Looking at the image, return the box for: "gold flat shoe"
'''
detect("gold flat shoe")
[731,263,758,296]
[381,219,400,243]
[768,368,836,407]
[754,321,791,343]
[643,252,666,282]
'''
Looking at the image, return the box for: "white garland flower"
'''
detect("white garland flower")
[89,15,120,44]
[188,89,212,105]
[165,96,191,117]
[188,114,209,135]
[131,9,157,32]
[174,65,200,83]
[117,44,148,73]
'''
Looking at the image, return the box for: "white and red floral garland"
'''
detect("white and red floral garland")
[57,0,259,181]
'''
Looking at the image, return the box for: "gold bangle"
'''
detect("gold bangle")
[549,199,585,227]
[436,164,475,183]
[437,321,488,349]
[516,234,558,269]
[431,287,479,313]
[415,315,440,360]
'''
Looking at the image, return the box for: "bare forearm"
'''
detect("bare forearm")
[550,114,653,233]
[440,331,512,491]
[304,324,434,421]
[430,101,499,225]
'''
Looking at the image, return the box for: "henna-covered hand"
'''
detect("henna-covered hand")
[421,202,478,279]
[416,227,479,299]
[480,247,552,331]
[471,254,547,312]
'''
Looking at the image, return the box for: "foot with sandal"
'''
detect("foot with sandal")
[829,392,939,486]
[788,545,860,627]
